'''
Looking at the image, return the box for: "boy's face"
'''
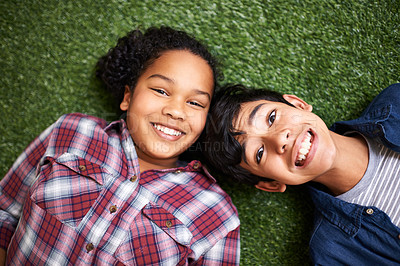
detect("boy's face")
[233,96,337,189]
[120,50,214,171]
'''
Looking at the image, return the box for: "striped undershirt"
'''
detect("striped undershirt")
[337,135,400,227]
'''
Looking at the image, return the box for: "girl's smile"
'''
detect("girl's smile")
[151,122,185,140]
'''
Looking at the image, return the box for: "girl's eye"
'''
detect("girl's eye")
[256,146,264,164]
[268,110,276,126]
[188,101,205,108]
[151,88,168,96]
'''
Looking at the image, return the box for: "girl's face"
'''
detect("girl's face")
[120,50,214,171]
[233,96,337,187]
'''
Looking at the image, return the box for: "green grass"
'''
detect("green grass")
[1,0,399,264]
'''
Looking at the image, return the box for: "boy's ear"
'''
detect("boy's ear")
[255,180,287,193]
[120,85,131,111]
[283,94,313,112]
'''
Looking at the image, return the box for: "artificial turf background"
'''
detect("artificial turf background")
[1,0,399,264]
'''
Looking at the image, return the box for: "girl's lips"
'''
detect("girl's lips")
[294,129,316,168]
[151,122,186,141]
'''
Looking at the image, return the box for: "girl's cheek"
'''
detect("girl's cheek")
[193,113,207,133]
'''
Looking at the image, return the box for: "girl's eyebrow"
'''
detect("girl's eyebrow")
[195,89,211,100]
[147,74,173,83]
[248,103,266,125]
[147,74,211,100]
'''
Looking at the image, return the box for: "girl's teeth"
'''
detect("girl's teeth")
[154,124,182,136]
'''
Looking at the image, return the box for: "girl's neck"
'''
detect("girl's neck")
[136,150,179,172]
[318,133,369,196]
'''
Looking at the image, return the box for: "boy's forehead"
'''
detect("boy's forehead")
[233,99,272,132]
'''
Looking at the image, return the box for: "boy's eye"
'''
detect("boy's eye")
[256,146,264,164]
[268,110,276,126]
[188,101,205,108]
[151,88,168,96]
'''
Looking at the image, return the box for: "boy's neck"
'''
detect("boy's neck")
[317,133,369,196]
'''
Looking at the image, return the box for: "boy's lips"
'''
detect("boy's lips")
[294,129,315,167]
[151,122,186,139]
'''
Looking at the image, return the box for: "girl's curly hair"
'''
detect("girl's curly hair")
[96,26,222,104]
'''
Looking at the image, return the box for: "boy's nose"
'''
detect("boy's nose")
[265,130,290,154]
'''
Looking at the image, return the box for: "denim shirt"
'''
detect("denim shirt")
[309,83,400,265]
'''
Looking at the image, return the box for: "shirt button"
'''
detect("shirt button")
[166,220,173,228]
[130,175,137,182]
[79,165,86,171]
[175,170,182,174]
[109,205,117,214]
[366,208,374,215]
[398,234,400,240]
[86,243,94,252]
[193,162,200,169]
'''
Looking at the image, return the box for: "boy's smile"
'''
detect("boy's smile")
[120,50,214,171]
[295,130,314,166]
[233,96,337,187]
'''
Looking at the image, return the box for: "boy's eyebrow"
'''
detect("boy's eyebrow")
[241,140,249,165]
[248,103,266,125]
[240,102,266,165]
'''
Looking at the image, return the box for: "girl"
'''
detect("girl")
[0,26,240,265]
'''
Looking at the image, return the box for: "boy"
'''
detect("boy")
[203,83,400,264]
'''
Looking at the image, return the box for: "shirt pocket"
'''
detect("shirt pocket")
[114,202,193,265]
[7,196,84,264]
[30,153,105,228]
[142,202,193,246]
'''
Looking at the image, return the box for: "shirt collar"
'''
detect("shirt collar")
[139,160,216,185]
[104,118,140,180]
[107,119,216,184]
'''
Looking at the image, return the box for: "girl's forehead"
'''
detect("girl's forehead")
[139,50,214,92]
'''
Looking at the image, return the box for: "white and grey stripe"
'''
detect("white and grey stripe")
[337,136,400,227]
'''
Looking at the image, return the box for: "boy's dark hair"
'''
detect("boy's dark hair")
[96,26,222,104]
[202,84,294,185]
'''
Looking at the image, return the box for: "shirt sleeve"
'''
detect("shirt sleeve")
[199,225,240,265]
[0,122,55,250]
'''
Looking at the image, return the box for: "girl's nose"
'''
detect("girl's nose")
[162,100,186,120]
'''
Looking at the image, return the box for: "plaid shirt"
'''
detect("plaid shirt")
[0,113,240,265]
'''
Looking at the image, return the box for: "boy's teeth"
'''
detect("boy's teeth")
[301,140,311,149]
[296,132,312,165]
[299,148,309,155]
[153,124,182,136]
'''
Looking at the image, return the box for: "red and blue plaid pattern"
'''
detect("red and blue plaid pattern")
[0,113,240,265]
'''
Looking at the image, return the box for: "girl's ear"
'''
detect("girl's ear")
[255,180,287,193]
[120,85,131,111]
[283,94,313,112]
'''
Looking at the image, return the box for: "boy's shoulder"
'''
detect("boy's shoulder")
[331,83,400,152]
